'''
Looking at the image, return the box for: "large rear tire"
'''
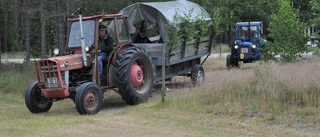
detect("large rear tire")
[190,64,205,87]
[25,82,53,113]
[75,82,103,115]
[116,46,155,105]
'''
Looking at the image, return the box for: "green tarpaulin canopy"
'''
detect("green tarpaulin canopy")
[119,0,212,43]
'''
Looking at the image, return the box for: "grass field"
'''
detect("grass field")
[1,55,320,137]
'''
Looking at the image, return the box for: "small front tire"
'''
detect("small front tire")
[75,82,103,115]
[25,82,53,113]
[226,54,232,70]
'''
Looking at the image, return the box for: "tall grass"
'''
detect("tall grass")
[156,56,320,125]
[0,63,36,95]
[247,58,320,107]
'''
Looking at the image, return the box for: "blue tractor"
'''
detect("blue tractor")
[226,21,264,69]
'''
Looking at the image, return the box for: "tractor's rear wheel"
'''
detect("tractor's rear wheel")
[25,82,53,113]
[75,82,103,115]
[116,46,155,105]
[190,64,205,87]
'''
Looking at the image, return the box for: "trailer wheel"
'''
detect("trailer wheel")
[116,46,155,105]
[191,64,205,87]
[226,54,232,70]
[75,82,103,115]
[25,82,52,113]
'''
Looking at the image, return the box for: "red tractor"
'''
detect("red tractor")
[25,12,155,115]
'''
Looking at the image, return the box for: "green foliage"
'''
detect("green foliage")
[166,9,211,56]
[292,0,313,22]
[310,0,320,26]
[1,0,317,60]
[214,0,240,33]
[177,8,197,43]
[309,47,320,55]
[265,0,308,62]
[166,21,181,56]
[190,0,219,41]
[194,13,210,47]
[8,26,23,51]
[212,0,280,47]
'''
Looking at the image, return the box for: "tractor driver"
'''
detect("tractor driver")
[98,24,113,76]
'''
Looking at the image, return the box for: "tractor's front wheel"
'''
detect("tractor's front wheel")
[25,82,53,113]
[226,54,232,70]
[75,82,103,115]
[116,46,155,105]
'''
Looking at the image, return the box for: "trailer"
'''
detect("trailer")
[118,1,213,84]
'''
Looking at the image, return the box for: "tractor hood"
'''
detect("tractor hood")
[39,54,91,71]
[238,42,253,47]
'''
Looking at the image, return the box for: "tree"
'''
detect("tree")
[210,0,278,47]
[292,0,313,22]
[40,0,46,58]
[0,1,2,63]
[213,0,241,47]
[265,0,308,62]
[310,0,320,26]
[0,34,1,65]
[56,0,66,53]
[24,0,31,63]
[3,0,8,52]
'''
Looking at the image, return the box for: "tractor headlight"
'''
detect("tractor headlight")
[53,48,60,55]
[234,45,238,49]
[84,45,91,52]
[252,45,256,49]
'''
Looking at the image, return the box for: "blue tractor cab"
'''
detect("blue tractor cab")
[227,21,264,68]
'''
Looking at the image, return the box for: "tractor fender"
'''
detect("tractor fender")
[111,44,133,65]
[106,43,133,86]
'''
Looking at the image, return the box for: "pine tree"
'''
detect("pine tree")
[266,0,308,62]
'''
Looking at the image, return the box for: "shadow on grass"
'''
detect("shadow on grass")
[32,91,129,115]
[100,91,128,115]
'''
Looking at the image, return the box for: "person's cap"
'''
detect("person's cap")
[140,28,146,33]
[99,24,106,29]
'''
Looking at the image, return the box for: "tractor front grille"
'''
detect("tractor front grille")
[240,47,250,56]
[35,60,63,88]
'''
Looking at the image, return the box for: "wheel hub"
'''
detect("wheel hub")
[35,91,47,106]
[131,63,144,89]
[84,92,96,108]
[196,71,204,83]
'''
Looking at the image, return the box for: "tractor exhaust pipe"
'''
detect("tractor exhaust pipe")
[78,10,88,66]
[248,21,251,40]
